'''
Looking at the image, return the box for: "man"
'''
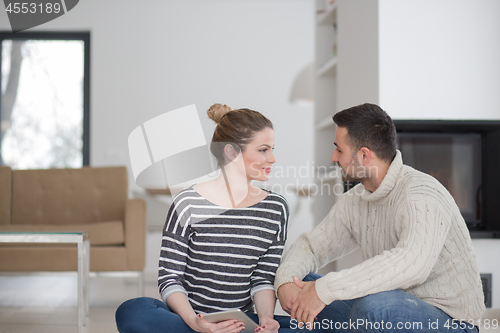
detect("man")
[275,103,485,332]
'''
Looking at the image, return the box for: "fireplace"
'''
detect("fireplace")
[393,120,500,238]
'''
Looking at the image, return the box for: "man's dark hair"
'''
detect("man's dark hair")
[333,103,397,162]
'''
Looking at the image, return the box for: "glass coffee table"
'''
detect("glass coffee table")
[0,232,90,333]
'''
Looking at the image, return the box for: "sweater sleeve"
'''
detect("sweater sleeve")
[158,199,191,304]
[314,201,451,305]
[274,195,359,291]
[251,200,289,296]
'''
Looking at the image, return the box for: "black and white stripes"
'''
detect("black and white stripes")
[158,187,289,314]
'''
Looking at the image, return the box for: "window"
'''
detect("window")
[0,32,90,169]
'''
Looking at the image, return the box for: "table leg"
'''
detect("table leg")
[78,241,84,333]
[84,239,90,324]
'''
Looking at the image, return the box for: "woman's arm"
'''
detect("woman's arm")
[166,292,199,330]
[158,201,191,302]
[167,292,245,333]
[248,196,289,333]
[253,290,279,333]
[250,195,289,295]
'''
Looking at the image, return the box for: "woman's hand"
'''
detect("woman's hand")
[256,316,279,333]
[167,293,244,333]
[253,289,279,333]
[193,313,245,333]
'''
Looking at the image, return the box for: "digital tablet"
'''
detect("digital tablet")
[203,309,258,333]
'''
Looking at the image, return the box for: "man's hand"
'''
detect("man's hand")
[290,276,326,328]
[277,281,301,314]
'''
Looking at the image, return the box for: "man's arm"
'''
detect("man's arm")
[275,196,357,309]
[287,202,451,325]
[313,202,450,305]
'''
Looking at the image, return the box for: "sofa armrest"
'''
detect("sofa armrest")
[124,198,146,271]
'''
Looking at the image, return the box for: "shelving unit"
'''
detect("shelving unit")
[313,0,340,228]
[313,0,365,274]
[315,116,335,130]
[317,2,337,25]
[316,56,337,77]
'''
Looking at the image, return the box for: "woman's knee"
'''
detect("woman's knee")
[117,297,152,316]
[116,297,159,332]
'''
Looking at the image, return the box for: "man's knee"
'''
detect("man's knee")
[303,272,323,282]
[351,290,419,319]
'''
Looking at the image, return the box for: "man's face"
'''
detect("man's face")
[331,127,365,182]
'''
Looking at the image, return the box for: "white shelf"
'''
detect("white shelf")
[317,3,337,26]
[316,56,337,77]
[315,175,338,183]
[316,116,335,130]
[313,0,341,231]
[315,165,340,183]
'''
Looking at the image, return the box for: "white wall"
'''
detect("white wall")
[473,240,500,309]
[1,0,315,276]
[3,0,498,308]
[337,0,379,110]
[378,0,500,309]
[1,0,314,189]
[379,0,500,120]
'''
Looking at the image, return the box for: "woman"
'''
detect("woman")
[116,104,298,333]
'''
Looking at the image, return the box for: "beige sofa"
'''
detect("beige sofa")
[0,166,145,273]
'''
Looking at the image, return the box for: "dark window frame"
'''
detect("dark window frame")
[0,31,90,166]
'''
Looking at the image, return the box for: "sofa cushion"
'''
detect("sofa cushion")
[11,167,128,225]
[0,166,12,225]
[0,221,125,246]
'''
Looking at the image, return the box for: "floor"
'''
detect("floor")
[0,273,158,333]
[0,274,499,333]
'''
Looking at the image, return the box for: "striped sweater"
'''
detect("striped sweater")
[158,186,289,314]
[275,150,485,322]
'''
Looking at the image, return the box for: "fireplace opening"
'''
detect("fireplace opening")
[393,120,500,238]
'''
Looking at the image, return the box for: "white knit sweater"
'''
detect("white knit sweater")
[275,151,485,322]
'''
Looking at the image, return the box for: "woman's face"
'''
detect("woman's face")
[241,127,276,182]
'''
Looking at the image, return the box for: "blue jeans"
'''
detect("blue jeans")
[303,273,478,333]
[115,297,318,333]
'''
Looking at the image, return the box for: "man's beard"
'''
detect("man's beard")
[337,156,366,183]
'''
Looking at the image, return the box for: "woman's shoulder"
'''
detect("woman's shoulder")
[263,189,287,202]
[260,189,289,212]
[171,185,200,206]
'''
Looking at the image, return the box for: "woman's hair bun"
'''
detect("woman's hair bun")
[207,103,232,124]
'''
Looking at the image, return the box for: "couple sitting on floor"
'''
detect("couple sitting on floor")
[116,103,485,333]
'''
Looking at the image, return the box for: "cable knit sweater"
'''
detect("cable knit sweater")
[275,150,485,322]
